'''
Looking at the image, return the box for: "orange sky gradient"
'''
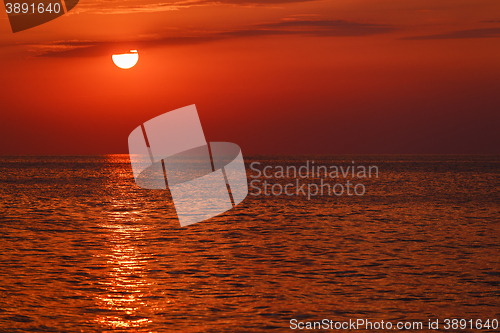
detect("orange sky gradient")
[0,0,499,154]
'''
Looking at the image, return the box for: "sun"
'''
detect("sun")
[112,50,139,69]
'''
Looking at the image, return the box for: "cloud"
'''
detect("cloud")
[73,0,319,15]
[30,37,219,57]
[209,0,317,3]
[255,19,395,36]
[32,19,396,57]
[76,3,184,14]
[402,27,500,40]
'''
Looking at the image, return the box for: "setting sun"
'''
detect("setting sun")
[112,50,139,69]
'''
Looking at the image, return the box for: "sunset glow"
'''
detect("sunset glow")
[0,1,499,155]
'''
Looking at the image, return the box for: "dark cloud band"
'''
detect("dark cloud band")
[34,19,397,57]
[402,27,500,40]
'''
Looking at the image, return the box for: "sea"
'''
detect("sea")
[0,155,499,332]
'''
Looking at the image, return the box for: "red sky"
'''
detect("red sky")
[1,0,499,154]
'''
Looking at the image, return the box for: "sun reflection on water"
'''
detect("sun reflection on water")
[93,166,162,332]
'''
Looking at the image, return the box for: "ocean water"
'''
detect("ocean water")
[0,155,499,332]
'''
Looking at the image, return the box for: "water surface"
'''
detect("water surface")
[0,155,499,332]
